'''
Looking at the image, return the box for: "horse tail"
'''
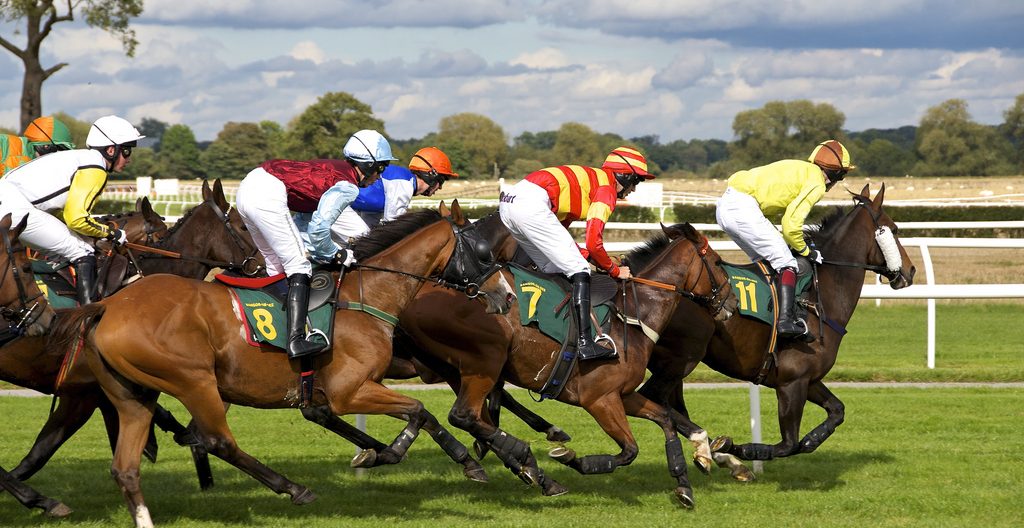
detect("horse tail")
[47,305,106,357]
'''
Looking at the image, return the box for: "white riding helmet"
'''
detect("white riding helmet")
[86,115,145,148]
[343,130,398,163]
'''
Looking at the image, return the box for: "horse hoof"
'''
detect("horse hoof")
[710,435,733,453]
[473,440,490,460]
[542,478,569,497]
[548,446,576,464]
[732,465,756,482]
[291,487,317,505]
[518,466,541,488]
[463,460,489,483]
[693,455,713,475]
[673,487,695,510]
[44,501,73,518]
[351,449,377,468]
[546,426,572,443]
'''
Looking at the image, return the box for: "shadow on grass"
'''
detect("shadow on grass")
[0,447,894,526]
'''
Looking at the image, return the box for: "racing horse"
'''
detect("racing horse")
[5,180,258,497]
[48,203,514,527]
[398,221,736,508]
[687,183,916,462]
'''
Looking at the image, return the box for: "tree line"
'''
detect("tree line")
[4,91,1021,181]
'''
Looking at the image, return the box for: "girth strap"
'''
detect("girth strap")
[336,301,399,326]
[615,311,659,342]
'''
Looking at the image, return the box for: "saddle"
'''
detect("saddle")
[213,269,337,350]
[718,259,813,326]
[32,251,133,308]
[508,263,617,400]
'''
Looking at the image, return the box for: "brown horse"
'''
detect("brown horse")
[465,184,916,478]
[397,221,736,508]
[49,203,514,527]
[6,181,258,498]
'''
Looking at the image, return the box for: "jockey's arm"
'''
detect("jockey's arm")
[63,166,113,239]
[307,181,359,261]
[583,192,621,278]
[781,184,825,256]
[381,177,414,222]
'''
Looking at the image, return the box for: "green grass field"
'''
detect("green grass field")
[1,386,1022,527]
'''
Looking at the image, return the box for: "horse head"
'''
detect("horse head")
[659,222,737,321]
[815,184,916,290]
[0,213,54,336]
[440,200,515,315]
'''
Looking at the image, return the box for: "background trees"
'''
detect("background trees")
[0,0,143,130]
[435,113,508,178]
[282,91,385,160]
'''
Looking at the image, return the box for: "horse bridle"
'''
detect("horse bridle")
[817,195,902,281]
[350,218,502,299]
[0,228,46,333]
[627,235,730,317]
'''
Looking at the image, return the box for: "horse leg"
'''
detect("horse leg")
[0,464,72,518]
[300,405,389,453]
[712,380,808,461]
[175,386,315,505]
[640,376,713,474]
[624,392,695,509]
[151,404,214,491]
[415,408,488,482]
[498,388,572,443]
[10,392,100,481]
[798,381,845,453]
[448,379,566,496]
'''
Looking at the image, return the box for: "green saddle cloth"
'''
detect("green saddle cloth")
[229,287,334,350]
[720,262,812,325]
[32,260,78,309]
[510,267,611,344]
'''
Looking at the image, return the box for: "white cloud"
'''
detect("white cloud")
[290,41,326,65]
[510,48,570,69]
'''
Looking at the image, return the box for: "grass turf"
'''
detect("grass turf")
[1,386,1022,527]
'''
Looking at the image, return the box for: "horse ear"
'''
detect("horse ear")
[212,178,230,210]
[13,214,29,239]
[135,197,143,211]
[859,183,870,198]
[140,196,154,216]
[873,182,886,207]
[682,222,700,243]
[438,201,451,218]
[661,222,683,240]
[202,179,212,201]
[451,199,466,225]
[0,213,12,231]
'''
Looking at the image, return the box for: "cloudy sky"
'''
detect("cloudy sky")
[2,0,1022,144]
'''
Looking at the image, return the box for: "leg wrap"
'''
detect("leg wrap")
[389,425,419,458]
[665,436,688,478]
[574,454,617,474]
[488,430,530,462]
[737,443,775,461]
[431,427,470,463]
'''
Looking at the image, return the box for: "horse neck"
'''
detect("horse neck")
[139,206,217,279]
[0,336,63,393]
[815,212,875,325]
[346,221,455,314]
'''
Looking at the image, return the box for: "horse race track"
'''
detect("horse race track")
[1,303,1022,527]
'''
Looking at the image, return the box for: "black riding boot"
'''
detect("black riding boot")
[776,273,807,339]
[73,255,98,306]
[571,272,616,361]
[286,274,328,359]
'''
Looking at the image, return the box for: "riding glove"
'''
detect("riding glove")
[333,248,357,268]
[106,228,128,246]
[806,249,824,264]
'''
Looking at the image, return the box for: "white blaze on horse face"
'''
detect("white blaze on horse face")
[875,226,902,272]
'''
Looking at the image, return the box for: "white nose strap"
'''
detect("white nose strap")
[875,226,901,272]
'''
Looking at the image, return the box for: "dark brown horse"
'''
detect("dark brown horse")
[49,203,514,527]
[5,181,259,500]
[464,184,917,478]
[398,221,736,508]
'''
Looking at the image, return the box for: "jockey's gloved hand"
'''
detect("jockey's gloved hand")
[333,248,357,267]
[106,228,127,246]
[806,249,824,264]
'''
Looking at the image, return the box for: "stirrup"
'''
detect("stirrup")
[594,333,617,355]
[306,328,330,349]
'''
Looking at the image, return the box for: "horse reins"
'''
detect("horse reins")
[0,228,46,333]
[817,196,899,279]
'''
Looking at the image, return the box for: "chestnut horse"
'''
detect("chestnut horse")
[5,181,258,504]
[49,203,514,527]
[398,221,736,508]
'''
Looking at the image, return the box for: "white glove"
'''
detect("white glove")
[334,248,357,267]
[807,248,824,264]
[107,228,128,246]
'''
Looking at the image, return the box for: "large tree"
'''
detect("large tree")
[158,124,203,180]
[201,122,276,181]
[730,100,846,167]
[436,113,508,178]
[914,99,1015,176]
[283,92,384,160]
[0,0,143,131]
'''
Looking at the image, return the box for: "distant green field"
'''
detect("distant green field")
[1,387,1021,527]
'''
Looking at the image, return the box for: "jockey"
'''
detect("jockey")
[314,146,458,244]
[715,139,855,339]
[0,116,75,176]
[235,129,396,359]
[0,115,141,305]
[498,146,653,361]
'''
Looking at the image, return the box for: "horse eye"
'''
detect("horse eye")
[21,262,32,273]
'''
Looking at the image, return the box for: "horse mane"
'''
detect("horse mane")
[805,204,850,247]
[160,200,204,240]
[95,211,138,222]
[619,230,672,270]
[350,209,443,260]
